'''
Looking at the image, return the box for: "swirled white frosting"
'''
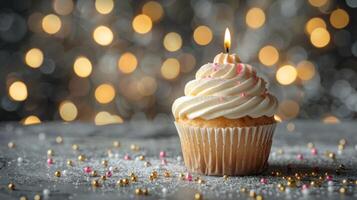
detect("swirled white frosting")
[172,53,278,120]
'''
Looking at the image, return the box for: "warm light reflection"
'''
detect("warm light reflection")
[297,60,315,81]
[330,9,349,29]
[59,100,78,121]
[193,26,213,46]
[278,100,300,120]
[161,58,180,80]
[132,14,152,34]
[95,84,115,104]
[25,48,44,68]
[246,8,265,29]
[163,32,182,52]
[95,111,123,125]
[23,115,41,125]
[322,115,340,124]
[93,26,113,46]
[142,1,164,22]
[42,14,62,34]
[53,0,74,15]
[276,65,297,85]
[73,56,92,78]
[258,45,279,66]
[274,115,282,122]
[310,28,330,48]
[224,28,231,52]
[308,0,328,7]
[95,0,114,14]
[137,76,157,96]
[118,52,137,74]
[9,81,28,101]
[305,17,326,35]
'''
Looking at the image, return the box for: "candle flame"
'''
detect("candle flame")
[224,28,231,53]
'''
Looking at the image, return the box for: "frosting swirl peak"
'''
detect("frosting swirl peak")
[172,53,278,120]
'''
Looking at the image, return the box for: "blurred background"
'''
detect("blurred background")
[0,0,356,126]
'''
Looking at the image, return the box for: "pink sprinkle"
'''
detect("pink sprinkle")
[124,154,131,160]
[106,171,112,177]
[213,64,219,71]
[185,173,192,181]
[236,81,241,85]
[240,93,246,97]
[236,64,243,74]
[311,148,318,155]
[219,96,224,102]
[84,166,92,173]
[297,154,304,160]
[302,184,309,190]
[161,159,167,165]
[326,175,333,181]
[47,158,54,165]
[159,151,166,158]
[260,178,268,184]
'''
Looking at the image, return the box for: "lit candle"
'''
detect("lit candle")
[213,28,240,64]
[224,28,231,53]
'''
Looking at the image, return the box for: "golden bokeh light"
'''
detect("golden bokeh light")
[297,60,315,81]
[258,45,279,66]
[163,32,182,52]
[73,56,92,78]
[322,115,340,124]
[137,76,157,96]
[278,100,300,120]
[9,81,28,101]
[95,84,115,104]
[23,115,41,125]
[53,0,74,15]
[310,28,330,48]
[305,17,326,35]
[93,26,113,46]
[95,0,114,14]
[142,1,164,22]
[59,100,78,121]
[330,9,349,29]
[42,14,62,34]
[25,48,44,68]
[118,52,137,74]
[308,0,328,7]
[276,65,297,85]
[161,58,180,80]
[94,111,123,125]
[132,14,152,34]
[193,26,213,46]
[246,8,265,29]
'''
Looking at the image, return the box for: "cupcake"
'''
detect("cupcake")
[172,53,278,176]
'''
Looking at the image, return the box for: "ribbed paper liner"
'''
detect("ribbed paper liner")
[174,122,276,176]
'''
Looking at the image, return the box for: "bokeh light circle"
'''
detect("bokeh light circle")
[95,84,115,104]
[297,60,315,81]
[308,0,328,7]
[163,32,182,52]
[310,28,330,48]
[305,17,326,35]
[23,115,41,125]
[330,9,349,29]
[118,52,138,74]
[25,48,44,68]
[53,0,74,15]
[73,56,92,78]
[276,65,297,85]
[59,100,78,121]
[193,26,213,46]
[93,26,113,46]
[258,45,279,66]
[246,8,265,29]
[9,81,28,101]
[42,14,62,34]
[161,58,180,80]
[142,1,164,22]
[95,0,114,14]
[132,14,152,34]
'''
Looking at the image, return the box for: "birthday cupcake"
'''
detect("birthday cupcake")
[172,53,278,176]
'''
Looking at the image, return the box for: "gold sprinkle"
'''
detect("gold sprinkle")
[117,179,124,186]
[131,176,137,182]
[279,186,285,192]
[102,160,108,167]
[123,178,129,185]
[249,190,256,198]
[339,187,346,194]
[101,175,107,181]
[91,179,100,187]
[91,170,98,177]
[54,171,61,177]
[47,149,54,156]
[55,136,63,144]
[129,172,136,177]
[287,180,296,187]
[78,154,86,161]
[72,144,79,151]
[8,141,15,149]
[138,155,145,161]
[142,188,148,195]
[113,141,120,148]
[135,188,142,195]
[34,194,41,200]
[342,179,348,185]
[328,152,335,160]
[67,160,73,166]
[151,170,158,178]
[149,175,155,181]
[8,183,15,190]
[256,195,264,200]
[198,179,205,184]
[164,171,171,177]
[223,175,228,180]
[20,196,28,200]
[194,193,202,200]
[130,144,140,151]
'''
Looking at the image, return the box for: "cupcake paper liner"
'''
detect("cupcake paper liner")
[174,122,276,176]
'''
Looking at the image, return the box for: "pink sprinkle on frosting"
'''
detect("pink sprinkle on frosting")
[236,63,243,75]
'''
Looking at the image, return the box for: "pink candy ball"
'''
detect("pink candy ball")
[47,158,54,165]
[161,159,167,165]
[106,171,112,177]
[297,154,304,160]
[159,151,166,158]
[84,166,92,173]
[326,175,333,181]
[311,148,318,155]
[185,173,192,181]
[260,178,268,184]
[302,184,309,190]
[124,154,131,160]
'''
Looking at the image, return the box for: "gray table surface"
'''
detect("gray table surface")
[0,120,357,200]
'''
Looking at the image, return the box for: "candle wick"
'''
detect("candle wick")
[225,47,229,53]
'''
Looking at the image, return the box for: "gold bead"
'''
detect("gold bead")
[72,144,79,151]
[67,160,73,166]
[101,160,108,167]
[249,190,256,198]
[123,178,129,185]
[328,152,335,159]
[256,195,263,200]
[117,179,124,186]
[8,183,15,190]
[138,155,145,161]
[198,179,205,184]
[279,186,285,192]
[142,188,148,195]
[339,187,346,194]
[194,193,202,200]
[55,136,63,144]
[179,173,185,180]
[144,161,151,167]
[131,176,137,182]
[47,149,54,157]
[164,171,171,177]
[135,188,142,195]
[91,170,98,177]
[101,175,107,181]
[149,175,155,181]
[277,183,283,188]
[342,179,348,185]
[34,194,41,200]
[240,187,247,193]
[338,144,344,151]
[78,154,86,162]
[276,171,281,176]
[19,196,28,200]
[113,141,120,148]
[307,142,314,149]
[287,180,296,188]
[311,172,317,176]
[339,138,347,145]
[151,170,158,178]
[223,175,228,180]
[54,171,61,177]
[91,179,100,187]
[8,141,15,149]
[130,144,140,151]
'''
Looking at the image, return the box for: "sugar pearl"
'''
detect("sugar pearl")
[185,173,193,181]
[17,157,23,163]
[43,189,50,197]
[176,156,182,162]
[162,187,168,194]
[62,170,67,176]
[160,151,166,158]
